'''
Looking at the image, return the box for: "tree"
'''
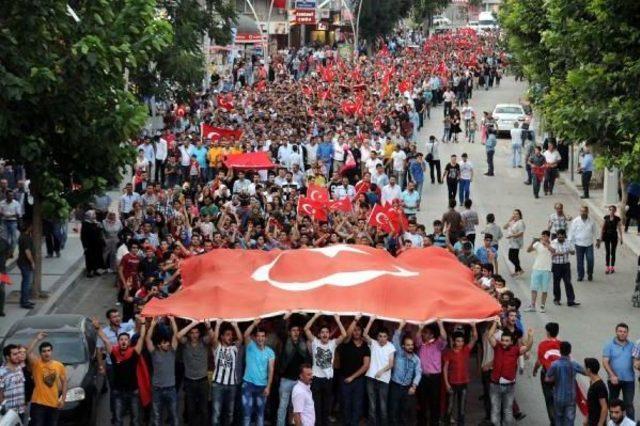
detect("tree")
[358,0,413,46]
[0,0,172,295]
[412,0,450,31]
[132,0,236,102]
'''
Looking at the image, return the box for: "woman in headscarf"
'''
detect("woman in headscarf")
[80,210,105,277]
[101,211,122,273]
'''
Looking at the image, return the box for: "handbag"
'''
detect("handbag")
[426,142,435,162]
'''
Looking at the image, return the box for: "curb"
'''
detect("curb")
[558,171,640,257]
[29,258,85,316]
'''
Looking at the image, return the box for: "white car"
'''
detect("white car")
[492,104,527,134]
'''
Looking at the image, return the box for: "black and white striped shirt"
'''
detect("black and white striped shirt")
[212,344,238,385]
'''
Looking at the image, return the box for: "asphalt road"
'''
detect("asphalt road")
[51,76,640,425]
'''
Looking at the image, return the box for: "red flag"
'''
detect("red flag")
[302,85,313,98]
[398,79,412,93]
[297,196,327,221]
[368,204,395,233]
[254,80,266,92]
[0,273,12,285]
[329,197,353,213]
[217,94,234,111]
[201,123,243,141]
[319,89,331,101]
[576,381,588,416]
[307,183,330,203]
[341,101,357,116]
[273,0,286,8]
[388,206,409,232]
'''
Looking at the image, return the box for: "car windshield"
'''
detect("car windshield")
[479,20,496,26]
[495,106,523,115]
[5,332,87,365]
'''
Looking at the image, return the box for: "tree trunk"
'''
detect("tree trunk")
[620,172,627,224]
[31,193,44,298]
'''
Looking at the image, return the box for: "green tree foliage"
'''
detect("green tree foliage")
[358,0,413,43]
[0,0,172,292]
[133,0,236,101]
[501,0,640,181]
[412,0,450,26]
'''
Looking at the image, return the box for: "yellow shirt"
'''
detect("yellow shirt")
[31,359,66,408]
[208,147,223,167]
[383,142,395,159]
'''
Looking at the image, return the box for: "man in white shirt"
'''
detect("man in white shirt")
[525,230,556,313]
[119,183,141,217]
[0,191,22,251]
[292,365,315,426]
[458,153,473,206]
[155,135,168,184]
[391,145,407,188]
[333,177,356,200]
[304,138,318,168]
[607,398,636,425]
[510,122,523,168]
[232,172,251,194]
[381,177,402,206]
[332,137,345,172]
[461,101,474,136]
[366,151,383,176]
[363,317,396,426]
[569,206,598,281]
[278,141,293,167]
[543,141,562,195]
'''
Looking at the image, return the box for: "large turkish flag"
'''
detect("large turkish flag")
[142,245,501,323]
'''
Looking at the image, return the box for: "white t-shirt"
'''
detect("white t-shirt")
[292,381,315,426]
[366,158,383,176]
[510,128,522,146]
[366,340,395,383]
[459,160,473,180]
[543,150,561,165]
[391,150,407,172]
[532,241,552,271]
[311,338,337,379]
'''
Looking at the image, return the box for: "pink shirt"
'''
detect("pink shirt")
[416,335,447,374]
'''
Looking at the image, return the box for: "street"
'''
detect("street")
[50,76,640,425]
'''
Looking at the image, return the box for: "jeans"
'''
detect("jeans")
[311,377,333,426]
[29,403,59,426]
[366,378,389,425]
[481,370,492,419]
[447,179,458,200]
[341,376,366,426]
[444,101,452,116]
[277,378,297,426]
[540,371,555,424]
[553,401,576,426]
[525,163,532,184]
[212,382,237,426]
[575,244,594,280]
[419,373,442,424]
[544,168,558,194]
[152,385,178,426]
[533,174,542,197]
[511,144,522,167]
[2,220,18,252]
[552,263,576,303]
[446,383,467,425]
[490,382,515,426]
[508,249,522,273]
[388,381,416,426]
[608,380,635,420]
[155,159,166,184]
[242,381,266,426]
[604,239,618,267]
[486,150,495,175]
[458,179,471,205]
[184,377,209,426]
[581,171,592,197]
[114,389,141,426]
[17,263,32,306]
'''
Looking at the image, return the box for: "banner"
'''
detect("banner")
[201,124,244,141]
[142,245,502,323]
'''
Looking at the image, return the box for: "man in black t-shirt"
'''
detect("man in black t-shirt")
[585,358,608,426]
[443,155,461,201]
[278,315,310,426]
[94,317,147,426]
[336,318,370,426]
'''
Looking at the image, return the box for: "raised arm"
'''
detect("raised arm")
[437,319,447,341]
[244,318,261,346]
[91,318,113,354]
[304,312,321,343]
[467,323,478,349]
[334,314,348,345]
[145,317,157,353]
[232,322,242,347]
[345,314,362,341]
[487,319,499,348]
[210,320,221,348]
[519,328,534,355]
[363,316,375,344]
[176,319,199,344]
[26,331,47,366]
[134,323,147,354]
[169,316,179,351]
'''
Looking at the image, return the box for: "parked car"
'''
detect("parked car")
[491,103,527,135]
[477,11,499,32]
[1,315,103,425]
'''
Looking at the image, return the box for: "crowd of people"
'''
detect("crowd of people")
[2,24,640,426]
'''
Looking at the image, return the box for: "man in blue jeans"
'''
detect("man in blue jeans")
[545,341,586,425]
[211,320,242,426]
[602,323,636,420]
[484,128,497,176]
[145,316,179,426]
[569,206,598,281]
[458,153,473,205]
[242,318,275,426]
[17,223,35,309]
[277,314,310,426]
[336,318,369,426]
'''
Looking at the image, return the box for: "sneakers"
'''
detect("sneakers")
[605,267,611,275]
[523,305,536,312]
[539,305,546,313]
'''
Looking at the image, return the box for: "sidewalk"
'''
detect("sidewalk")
[558,171,640,257]
[1,190,121,339]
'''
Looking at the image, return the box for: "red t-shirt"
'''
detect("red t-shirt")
[444,346,472,385]
[491,345,520,383]
[537,339,561,370]
[120,253,140,289]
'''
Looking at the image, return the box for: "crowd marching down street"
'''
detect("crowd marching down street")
[2,25,640,426]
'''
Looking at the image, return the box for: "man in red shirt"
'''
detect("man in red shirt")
[443,323,477,424]
[533,322,561,425]
[487,319,534,426]
[118,241,141,321]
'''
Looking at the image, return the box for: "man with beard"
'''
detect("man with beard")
[389,321,421,426]
[336,316,369,426]
[93,317,147,426]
